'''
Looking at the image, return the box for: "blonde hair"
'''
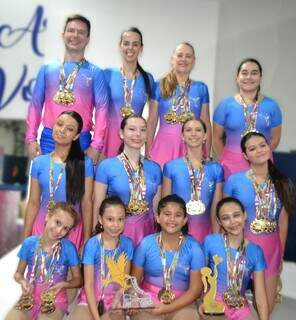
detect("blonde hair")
[48,202,79,227]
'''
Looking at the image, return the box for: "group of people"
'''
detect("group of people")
[5,13,295,320]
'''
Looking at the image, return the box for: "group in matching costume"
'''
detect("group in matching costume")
[5,13,296,320]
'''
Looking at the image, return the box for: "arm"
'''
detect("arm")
[270,125,281,150]
[253,270,269,320]
[23,178,41,238]
[84,264,101,320]
[213,123,225,160]
[278,207,289,255]
[93,182,108,228]
[200,103,212,157]
[50,265,82,293]
[14,259,32,295]
[162,177,172,198]
[151,271,203,315]
[210,182,223,232]
[81,176,94,242]
[131,264,144,285]
[152,185,162,216]
[146,100,159,157]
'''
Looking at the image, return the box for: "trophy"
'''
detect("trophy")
[201,255,225,315]
[103,252,154,310]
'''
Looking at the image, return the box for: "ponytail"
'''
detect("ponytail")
[160,69,178,98]
[137,62,152,100]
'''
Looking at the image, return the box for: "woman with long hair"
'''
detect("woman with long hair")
[162,118,223,242]
[224,132,295,313]
[213,58,282,179]
[23,110,94,250]
[147,42,211,166]
[103,27,155,157]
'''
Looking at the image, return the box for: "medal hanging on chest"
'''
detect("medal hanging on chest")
[185,156,206,215]
[157,233,184,304]
[47,156,65,212]
[222,234,246,309]
[120,68,137,118]
[240,95,259,136]
[247,170,278,234]
[53,59,86,106]
[164,80,193,124]
[119,153,148,215]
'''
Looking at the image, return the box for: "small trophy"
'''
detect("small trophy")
[103,252,154,310]
[201,255,225,315]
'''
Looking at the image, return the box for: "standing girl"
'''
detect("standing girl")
[224,132,295,313]
[131,194,205,320]
[94,115,162,246]
[23,110,94,250]
[147,42,211,166]
[213,58,282,179]
[201,197,269,320]
[103,27,155,157]
[162,118,223,242]
[70,196,134,320]
[5,202,81,320]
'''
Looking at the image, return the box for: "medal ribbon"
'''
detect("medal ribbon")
[171,80,191,113]
[185,156,205,201]
[120,67,137,108]
[158,232,184,291]
[240,95,259,135]
[119,153,146,203]
[58,58,86,92]
[48,156,65,209]
[247,170,278,222]
[224,234,246,293]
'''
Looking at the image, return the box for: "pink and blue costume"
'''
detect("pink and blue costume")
[224,172,282,276]
[103,68,155,157]
[133,234,205,303]
[77,234,133,310]
[25,61,108,153]
[150,81,209,166]
[18,236,80,319]
[163,158,224,242]
[213,96,282,179]
[30,154,94,250]
[95,157,162,246]
[203,233,266,320]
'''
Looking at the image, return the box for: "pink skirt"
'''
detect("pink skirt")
[77,287,114,311]
[103,121,122,158]
[245,230,282,277]
[220,148,249,180]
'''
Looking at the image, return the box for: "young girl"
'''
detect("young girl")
[201,197,269,320]
[24,110,94,251]
[131,194,205,320]
[5,202,82,320]
[70,196,134,320]
[224,132,295,313]
[163,118,223,242]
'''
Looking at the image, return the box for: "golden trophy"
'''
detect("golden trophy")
[201,255,225,315]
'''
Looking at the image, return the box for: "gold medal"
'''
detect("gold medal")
[127,199,149,215]
[41,290,56,314]
[158,287,175,304]
[223,288,245,309]
[250,218,277,234]
[164,110,178,124]
[120,105,135,118]
[15,294,34,311]
[53,90,75,106]
[47,199,56,212]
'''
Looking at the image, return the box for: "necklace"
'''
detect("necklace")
[48,156,65,211]
[120,67,138,118]
[239,94,259,136]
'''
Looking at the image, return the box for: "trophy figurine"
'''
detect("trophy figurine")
[201,255,225,315]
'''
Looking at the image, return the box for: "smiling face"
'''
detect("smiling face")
[237,61,261,94]
[182,119,206,148]
[243,135,271,165]
[217,202,246,236]
[62,19,90,54]
[171,43,195,76]
[99,205,126,239]
[120,117,147,150]
[156,202,188,235]
[119,31,143,64]
[52,114,80,146]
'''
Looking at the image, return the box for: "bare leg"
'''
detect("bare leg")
[265,274,278,313]
[132,311,163,320]
[68,305,92,320]
[5,309,30,320]
[37,308,65,320]
[169,304,199,320]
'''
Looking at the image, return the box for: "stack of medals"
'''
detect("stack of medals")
[247,170,278,234]
[53,58,86,106]
[157,233,184,304]
[185,156,206,215]
[164,80,194,125]
[47,156,65,212]
[98,234,118,316]
[119,153,148,215]
[15,294,34,311]
[120,68,137,118]
[41,291,56,314]
[222,234,246,309]
[240,95,259,137]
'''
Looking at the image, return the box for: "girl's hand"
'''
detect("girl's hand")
[20,279,32,295]
[49,281,67,294]
[150,302,168,316]
[198,303,207,319]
